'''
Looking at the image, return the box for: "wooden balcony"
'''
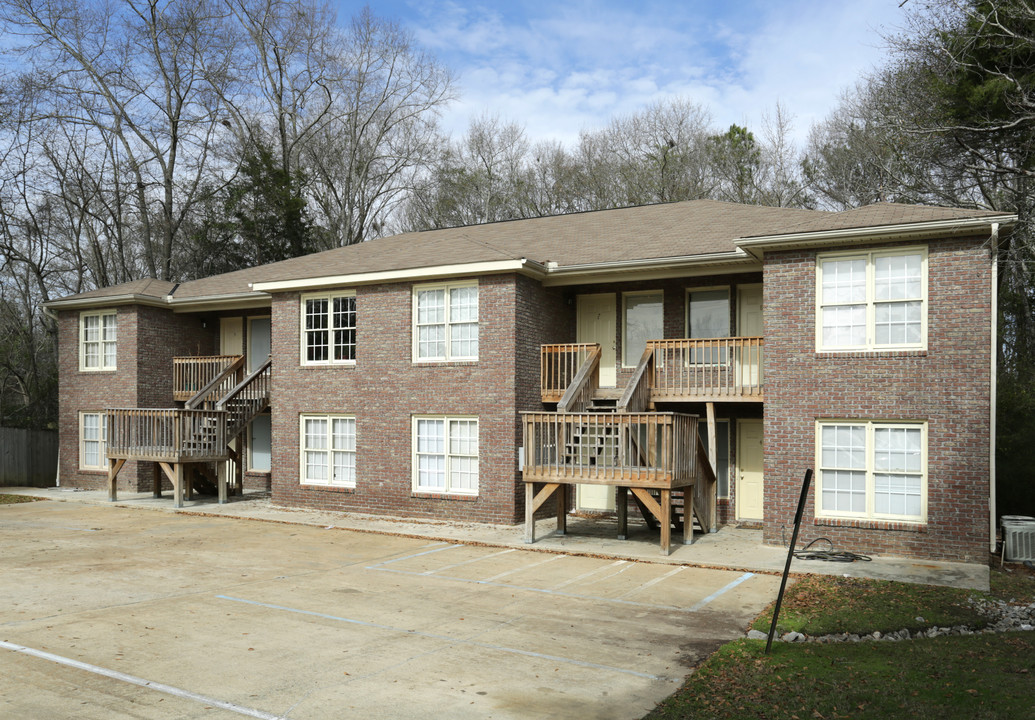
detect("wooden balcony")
[106,408,229,463]
[648,337,763,402]
[173,355,244,402]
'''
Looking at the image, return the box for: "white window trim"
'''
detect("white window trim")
[79,411,107,470]
[300,290,357,367]
[299,413,357,488]
[815,246,928,352]
[79,310,117,372]
[621,290,664,368]
[815,419,928,523]
[411,415,479,496]
[412,281,479,363]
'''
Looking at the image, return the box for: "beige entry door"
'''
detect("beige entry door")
[575,293,616,512]
[736,418,764,521]
[577,293,616,387]
[220,317,244,357]
[737,285,763,389]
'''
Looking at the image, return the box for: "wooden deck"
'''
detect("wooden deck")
[522,411,717,554]
[173,355,243,402]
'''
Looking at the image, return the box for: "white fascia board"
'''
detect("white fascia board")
[43,294,171,311]
[736,214,1018,257]
[541,250,756,287]
[250,259,542,293]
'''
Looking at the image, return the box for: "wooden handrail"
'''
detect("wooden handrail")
[557,346,601,412]
[540,343,600,403]
[648,337,764,401]
[185,356,246,409]
[106,408,228,462]
[617,346,654,412]
[218,357,272,438]
[692,433,718,533]
[173,355,243,402]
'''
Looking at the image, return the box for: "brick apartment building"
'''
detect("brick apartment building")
[46,199,1014,563]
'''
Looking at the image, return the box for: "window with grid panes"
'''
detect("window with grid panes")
[817,421,926,522]
[303,292,356,364]
[80,310,117,371]
[414,283,478,361]
[817,248,926,351]
[79,412,107,470]
[413,417,478,494]
[300,415,356,487]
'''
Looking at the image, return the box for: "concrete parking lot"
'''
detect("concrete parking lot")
[0,500,780,719]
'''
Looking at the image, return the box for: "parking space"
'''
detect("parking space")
[0,501,780,719]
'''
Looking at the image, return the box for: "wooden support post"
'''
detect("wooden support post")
[173,463,184,509]
[684,485,694,545]
[555,484,566,536]
[524,482,536,543]
[107,458,125,502]
[152,462,162,498]
[706,402,717,477]
[218,459,228,504]
[660,489,672,556]
[706,402,718,534]
[616,486,629,540]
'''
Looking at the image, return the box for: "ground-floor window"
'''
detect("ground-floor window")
[413,416,478,495]
[816,420,926,522]
[300,414,356,487]
[79,411,107,470]
[698,419,730,497]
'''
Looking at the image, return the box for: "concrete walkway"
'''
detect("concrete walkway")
[4,486,989,590]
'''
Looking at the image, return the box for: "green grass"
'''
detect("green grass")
[750,574,990,636]
[0,494,43,504]
[647,633,1035,720]
[648,568,1035,720]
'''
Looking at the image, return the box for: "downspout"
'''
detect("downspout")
[41,304,61,488]
[989,223,999,554]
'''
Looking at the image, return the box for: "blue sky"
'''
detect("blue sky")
[334,1,906,147]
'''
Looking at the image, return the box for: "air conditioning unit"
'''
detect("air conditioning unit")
[1002,516,1035,563]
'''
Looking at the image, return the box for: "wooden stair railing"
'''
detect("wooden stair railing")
[617,347,654,412]
[185,356,246,410]
[557,346,601,412]
[217,357,272,439]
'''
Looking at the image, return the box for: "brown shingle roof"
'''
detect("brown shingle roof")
[51,199,1011,305]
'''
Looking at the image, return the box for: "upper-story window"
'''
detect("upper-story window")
[622,291,663,367]
[413,282,478,362]
[302,291,356,365]
[79,310,117,371]
[816,248,927,352]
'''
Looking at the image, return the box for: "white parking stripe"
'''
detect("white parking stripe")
[481,553,566,582]
[0,640,285,720]
[687,572,756,611]
[550,560,627,589]
[216,595,667,681]
[616,566,684,599]
[422,548,517,575]
[364,542,455,569]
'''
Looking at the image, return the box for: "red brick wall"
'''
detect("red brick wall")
[763,238,993,561]
[269,274,530,523]
[57,305,217,491]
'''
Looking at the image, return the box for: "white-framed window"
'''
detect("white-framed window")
[302,291,356,365]
[686,287,731,364]
[79,411,107,470]
[622,291,664,367]
[413,416,478,495]
[816,420,927,522]
[413,282,478,362]
[816,248,927,351]
[300,414,356,487]
[79,310,117,371]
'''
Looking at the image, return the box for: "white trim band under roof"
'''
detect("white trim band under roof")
[251,259,544,292]
[736,214,1018,255]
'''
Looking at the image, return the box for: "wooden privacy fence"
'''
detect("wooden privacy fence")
[0,426,57,487]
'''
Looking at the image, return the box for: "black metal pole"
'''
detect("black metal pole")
[766,468,813,655]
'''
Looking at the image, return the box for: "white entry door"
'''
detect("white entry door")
[220,317,244,357]
[576,293,616,387]
[736,418,764,521]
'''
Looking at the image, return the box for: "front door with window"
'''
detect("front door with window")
[736,418,764,521]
